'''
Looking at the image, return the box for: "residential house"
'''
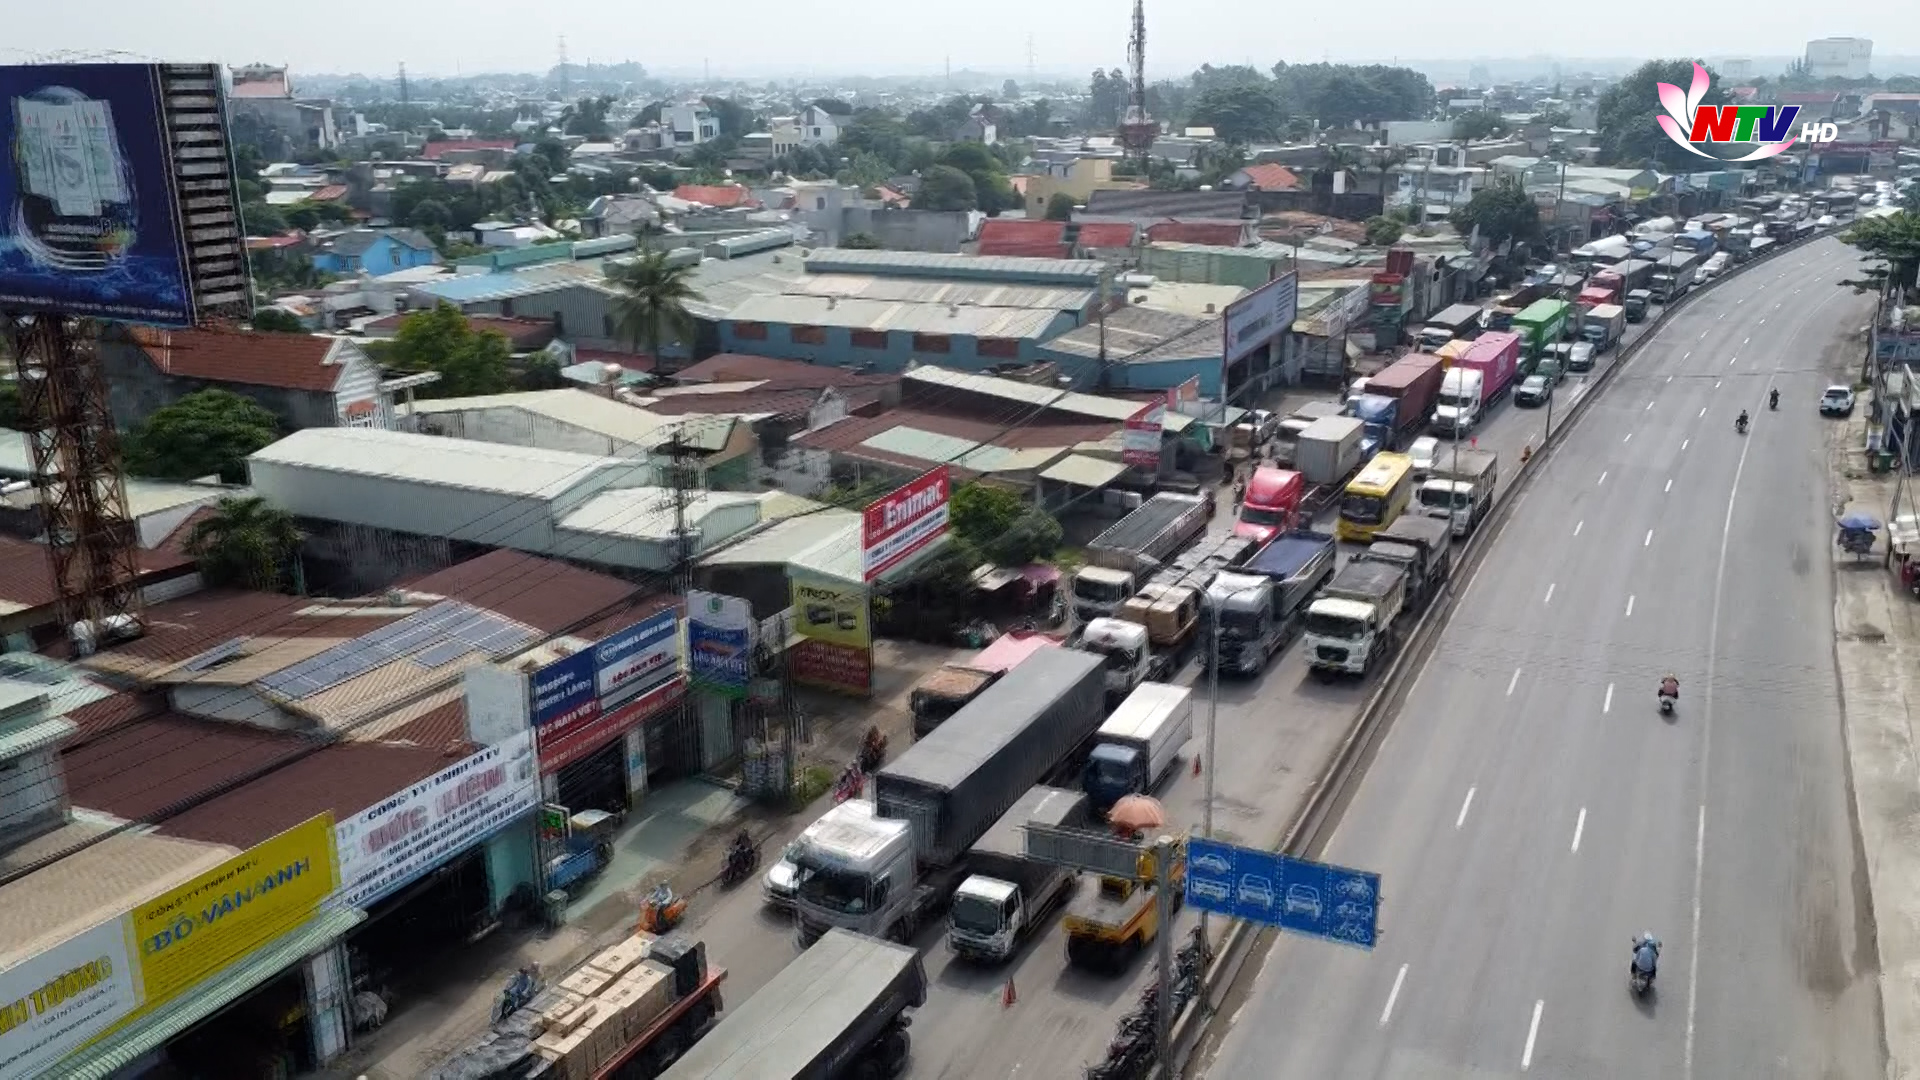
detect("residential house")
[665,101,720,146]
[581,194,662,239]
[674,185,757,210]
[798,105,841,147]
[956,104,997,145]
[1225,163,1301,192]
[1021,157,1144,219]
[227,63,337,152]
[309,229,440,277]
[98,328,391,434]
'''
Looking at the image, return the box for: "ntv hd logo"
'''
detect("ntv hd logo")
[1655,62,1838,162]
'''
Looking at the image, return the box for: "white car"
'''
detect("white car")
[1408,435,1440,478]
[1817,214,1838,227]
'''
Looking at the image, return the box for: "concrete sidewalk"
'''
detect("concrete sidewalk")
[320,638,964,1080]
[1829,415,1919,1080]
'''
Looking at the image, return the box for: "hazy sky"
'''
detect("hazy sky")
[6,0,1916,80]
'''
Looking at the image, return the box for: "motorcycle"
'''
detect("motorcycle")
[832,762,866,803]
[1735,415,1750,435]
[719,831,759,888]
[1630,966,1653,995]
[1769,392,1780,411]
[1839,527,1876,556]
[857,725,888,774]
[638,883,688,934]
[494,965,542,1023]
[1659,695,1674,716]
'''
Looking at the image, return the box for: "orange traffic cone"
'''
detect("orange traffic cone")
[1002,977,1017,1007]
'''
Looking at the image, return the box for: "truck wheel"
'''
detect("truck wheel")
[880,1029,912,1073]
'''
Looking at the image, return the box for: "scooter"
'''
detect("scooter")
[1659,695,1674,716]
[1630,966,1654,995]
[719,831,759,888]
[494,965,542,1022]
[1735,415,1750,435]
[638,884,688,934]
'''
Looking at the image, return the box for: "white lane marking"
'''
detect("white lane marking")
[1681,438,1689,451]
[1573,520,1583,536]
[1646,400,1655,411]
[1665,478,1673,493]
[1598,470,1608,486]
[1758,318,1766,325]
[1523,1000,1544,1070]
[1697,332,1707,340]
[1625,595,1635,617]
[1687,803,1706,1073]
[1667,375,1674,383]
[1571,807,1587,853]
[1718,313,1727,320]
[1728,356,1738,366]
[1645,529,1654,547]
[1508,668,1521,696]
[1603,683,1614,713]
[1380,963,1408,1026]
[1698,407,1708,418]
[1714,379,1722,389]
[1544,583,1555,604]
[1743,336,1751,345]
[1456,787,1476,829]
[1623,432,1633,443]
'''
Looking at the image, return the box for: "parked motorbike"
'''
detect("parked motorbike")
[719,830,759,888]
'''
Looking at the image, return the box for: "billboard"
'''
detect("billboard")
[0,64,249,326]
[790,573,870,649]
[1123,401,1164,467]
[0,917,139,1079]
[688,590,752,697]
[1223,272,1300,365]
[594,610,681,708]
[791,638,872,696]
[538,678,685,773]
[128,815,337,1011]
[861,466,951,581]
[334,732,540,908]
[529,648,598,730]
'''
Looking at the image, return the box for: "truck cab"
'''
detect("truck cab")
[1233,466,1304,544]
[950,786,1088,964]
[1624,289,1652,322]
[790,801,922,943]
[1303,562,1406,677]
[1072,566,1138,622]
[1084,683,1193,810]
[1430,368,1485,435]
[1075,617,1154,701]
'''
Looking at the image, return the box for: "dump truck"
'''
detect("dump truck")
[1415,447,1498,538]
[948,786,1089,963]
[1084,682,1193,810]
[435,932,725,1080]
[1058,832,1187,973]
[1303,561,1408,677]
[908,631,1061,737]
[1416,303,1484,351]
[790,648,1106,943]
[1072,493,1208,622]
[659,929,923,1080]
[1207,530,1338,676]
[1353,514,1451,616]
[1354,352,1446,451]
[1150,533,1260,592]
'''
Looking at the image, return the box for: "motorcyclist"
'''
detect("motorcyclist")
[1632,932,1662,983]
[1659,674,1679,700]
[1769,387,1780,410]
[1737,409,1750,432]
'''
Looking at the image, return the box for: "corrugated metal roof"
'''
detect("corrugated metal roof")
[1042,305,1208,360]
[251,428,645,499]
[559,488,763,540]
[1125,281,1249,319]
[901,366,1145,421]
[784,273,1095,313]
[700,509,862,567]
[403,388,686,447]
[1040,454,1128,488]
[801,248,1105,284]
[412,263,610,304]
[724,293,1062,340]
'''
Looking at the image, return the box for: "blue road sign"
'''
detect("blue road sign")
[1185,837,1380,949]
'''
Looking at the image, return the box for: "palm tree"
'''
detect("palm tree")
[1321,145,1363,191]
[609,250,704,373]
[184,496,303,593]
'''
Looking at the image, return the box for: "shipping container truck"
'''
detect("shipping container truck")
[1675,229,1717,256]
[1415,447,1498,537]
[1356,352,1446,450]
[659,929,923,1080]
[1577,285,1616,309]
[1072,493,1207,621]
[1206,529,1338,675]
[1570,234,1633,269]
[1510,299,1571,366]
[948,786,1089,963]
[1293,415,1366,491]
[1352,514,1451,616]
[1430,368,1486,435]
[790,648,1106,942]
[1455,330,1520,405]
[1303,561,1408,677]
[1233,466,1305,545]
[1603,258,1656,294]
[1649,251,1702,301]
[1415,303,1484,351]
[1084,683,1193,809]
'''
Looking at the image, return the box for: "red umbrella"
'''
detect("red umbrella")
[1109,794,1166,835]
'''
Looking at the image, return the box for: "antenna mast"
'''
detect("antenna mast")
[1117,0,1157,165]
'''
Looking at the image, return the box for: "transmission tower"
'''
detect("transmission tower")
[397,61,409,105]
[1118,0,1158,164]
[557,35,570,95]
[1027,36,1037,86]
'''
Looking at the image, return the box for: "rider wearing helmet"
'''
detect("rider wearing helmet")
[1659,673,1679,700]
[1632,932,1662,982]
[1737,409,1750,429]
[1769,387,1780,409]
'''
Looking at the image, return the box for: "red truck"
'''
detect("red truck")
[1586,273,1624,305]
[1360,352,1446,449]
[1578,285,1616,308]
[1234,467,1305,544]
[1456,331,1521,403]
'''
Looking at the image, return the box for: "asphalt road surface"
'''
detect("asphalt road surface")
[1200,237,1886,1080]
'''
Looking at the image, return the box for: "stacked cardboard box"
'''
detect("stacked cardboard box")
[532,934,682,1080]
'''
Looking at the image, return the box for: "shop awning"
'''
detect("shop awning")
[56,905,366,1079]
[1040,454,1127,489]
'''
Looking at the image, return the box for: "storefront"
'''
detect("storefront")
[1223,273,1300,401]
[532,609,686,814]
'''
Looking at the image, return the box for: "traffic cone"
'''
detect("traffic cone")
[1003,977,1017,1007]
[1192,755,1202,777]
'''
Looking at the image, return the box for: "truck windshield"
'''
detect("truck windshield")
[1435,390,1471,408]
[1220,606,1264,637]
[1239,505,1287,527]
[1305,610,1367,639]
[1087,754,1134,789]
[910,691,967,724]
[1340,493,1386,525]
[1418,485,1471,511]
[1082,639,1141,671]
[950,894,1005,935]
[794,863,875,914]
[1074,576,1132,604]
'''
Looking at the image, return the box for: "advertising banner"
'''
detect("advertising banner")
[128,815,338,1011]
[0,916,138,1079]
[1877,332,1920,365]
[791,639,872,696]
[529,649,597,730]
[594,610,681,709]
[1223,272,1300,365]
[861,466,951,581]
[538,677,685,774]
[687,591,752,697]
[333,732,540,909]
[0,65,194,325]
[790,573,870,649]
[1122,401,1164,467]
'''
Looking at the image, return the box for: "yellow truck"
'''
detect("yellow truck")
[1062,838,1187,973]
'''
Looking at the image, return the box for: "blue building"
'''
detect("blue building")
[311,228,441,277]
[1039,303,1228,396]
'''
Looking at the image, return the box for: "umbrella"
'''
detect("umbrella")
[1839,512,1881,531]
[1108,794,1166,835]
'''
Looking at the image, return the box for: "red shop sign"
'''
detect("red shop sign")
[791,639,871,696]
[537,675,687,774]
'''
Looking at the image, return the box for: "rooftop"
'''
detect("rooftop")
[364,312,554,346]
[1238,163,1301,191]
[1043,304,1215,362]
[422,139,517,159]
[902,366,1192,428]
[723,293,1064,340]
[410,262,611,305]
[315,227,437,257]
[559,488,764,541]
[976,220,1072,259]
[674,184,756,209]
[126,327,361,393]
[800,248,1105,285]
[1125,280,1250,319]
[1074,222,1139,249]
[671,353,897,389]
[1146,221,1250,246]
[782,272,1095,314]
[402,388,689,451]
[250,427,648,499]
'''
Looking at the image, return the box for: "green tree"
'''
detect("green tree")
[949,484,1027,542]
[701,96,751,138]
[1044,193,1077,221]
[1594,59,1735,167]
[608,251,704,369]
[1187,83,1285,144]
[940,142,1015,213]
[250,308,304,333]
[915,165,978,212]
[841,232,884,249]
[1453,110,1507,141]
[986,509,1063,566]
[184,495,303,592]
[241,201,289,236]
[1839,212,1920,295]
[1364,215,1406,246]
[519,354,569,390]
[125,389,280,484]
[1450,179,1544,248]
[561,94,615,137]
[1320,144,1363,188]
[387,302,516,397]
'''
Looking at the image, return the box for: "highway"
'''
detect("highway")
[1198,236,1886,1079]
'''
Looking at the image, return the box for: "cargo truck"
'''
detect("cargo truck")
[1149,533,1260,592]
[1456,331,1520,403]
[1602,258,1656,294]
[1304,561,1408,677]
[1233,466,1304,544]
[1581,303,1626,353]
[1084,682,1193,810]
[908,631,1060,737]
[1415,447,1498,537]
[1060,832,1187,972]
[1416,303,1484,351]
[1649,251,1702,302]
[1510,299,1572,367]
[790,648,1107,943]
[1357,352,1446,450]
[1353,515,1451,616]
[660,929,923,1080]
[1072,493,1208,621]
[439,932,725,1080]
[1577,285,1616,309]
[1293,415,1366,501]
[1624,288,1653,322]
[1206,529,1338,676]
[948,785,1089,963]
[1430,368,1486,435]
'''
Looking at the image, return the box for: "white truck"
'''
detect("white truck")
[1082,682,1193,811]
[1430,367,1487,435]
[1075,616,1162,701]
[1580,303,1626,354]
[948,785,1089,964]
[1304,561,1408,678]
[1415,447,1498,538]
[1206,530,1339,676]
[1072,494,1208,622]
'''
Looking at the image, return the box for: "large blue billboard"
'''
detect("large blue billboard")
[1185,837,1381,949]
[529,648,598,729]
[0,64,195,325]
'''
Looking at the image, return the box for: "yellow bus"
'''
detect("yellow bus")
[1338,452,1415,543]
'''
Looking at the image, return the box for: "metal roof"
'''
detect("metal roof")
[411,262,611,304]
[700,509,862,567]
[724,293,1063,340]
[1040,453,1127,488]
[801,248,1106,284]
[785,272,1095,313]
[251,428,644,499]
[1043,305,1207,360]
[901,365,1194,429]
[559,488,763,539]
[1125,281,1249,319]
[403,388,686,448]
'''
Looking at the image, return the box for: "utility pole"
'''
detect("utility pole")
[1153,834,1177,1080]
[557,36,570,97]
[1026,35,1036,87]
[665,425,698,597]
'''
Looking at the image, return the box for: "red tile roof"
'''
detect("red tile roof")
[0,535,57,611]
[366,312,554,347]
[977,220,1071,258]
[246,231,308,250]
[671,353,895,389]
[158,738,456,850]
[128,326,348,393]
[674,184,755,208]
[401,550,647,635]
[874,186,910,207]
[1074,222,1138,249]
[310,185,349,202]
[1239,163,1300,191]
[422,139,517,159]
[1147,221,1250,246]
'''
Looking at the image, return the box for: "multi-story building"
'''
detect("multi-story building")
[227,63,338,152]
[1806,37,1873,80]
